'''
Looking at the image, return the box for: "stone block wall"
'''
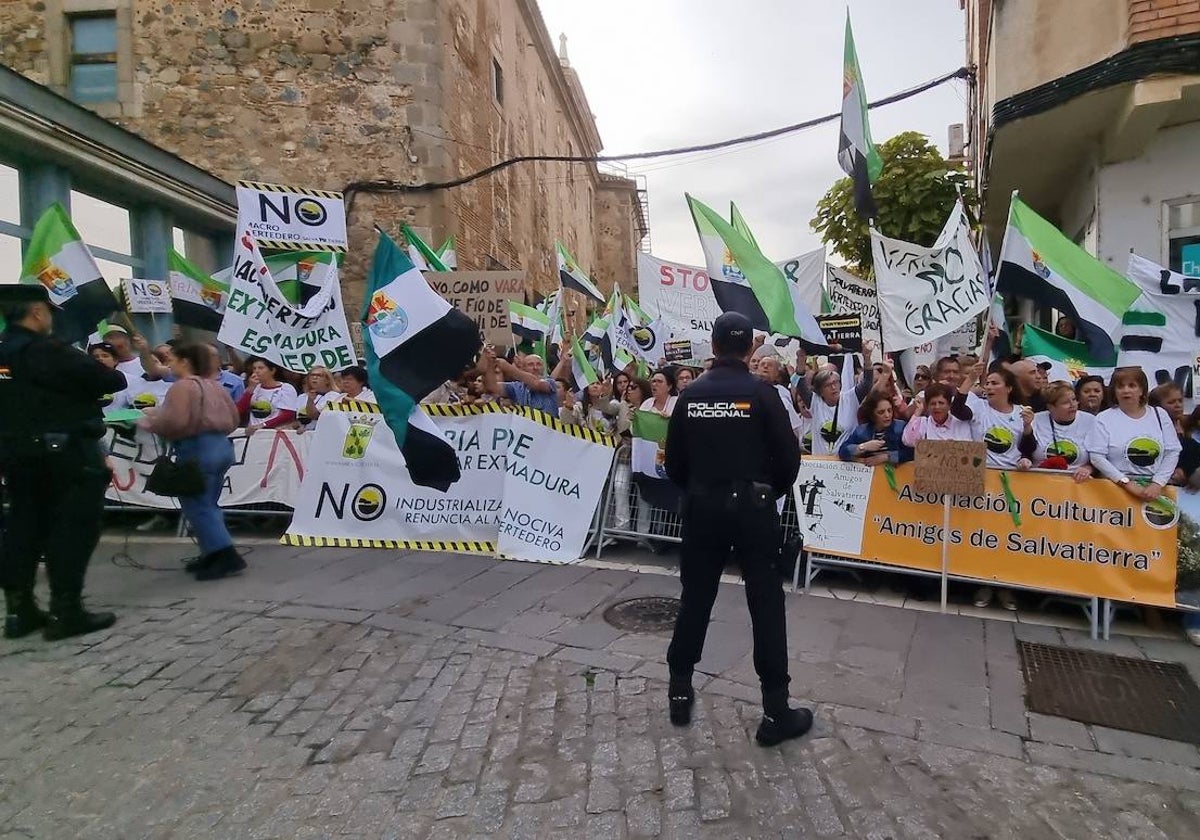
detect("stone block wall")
[1,0,644,314]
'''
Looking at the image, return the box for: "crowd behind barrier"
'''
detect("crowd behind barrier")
[93,320,1200,646]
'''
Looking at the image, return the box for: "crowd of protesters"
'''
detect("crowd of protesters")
[90,321,1200,639]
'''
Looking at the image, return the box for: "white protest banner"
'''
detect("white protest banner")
[776,247,827,319]
[638,250,826,343]
[795,458,874,556]
[218,230,358,373]
[1124,253,1200,408]
[825,266,879,336]
[105,427,310,509]
[871,201,988,350]
[122,278,173,314]
[637,252,721,341]
[236,182,347,251]
[426,271,525,347]
[285,405,616,564]
[496,410,615,562]
[935,316,980,356]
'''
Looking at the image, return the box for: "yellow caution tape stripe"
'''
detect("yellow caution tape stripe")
[282,534,494,553]
[514,406,618,447]
[237,180,343,200]
[324,401,615,446]
[254,239,346,254]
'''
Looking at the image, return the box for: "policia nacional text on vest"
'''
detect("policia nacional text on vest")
[0,285,124,641]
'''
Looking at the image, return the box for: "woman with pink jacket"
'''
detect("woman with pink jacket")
[138,343,244,580]
[901,382,975,445]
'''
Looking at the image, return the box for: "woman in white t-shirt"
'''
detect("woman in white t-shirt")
[959,363,1036,471]
[90,343,131,410]
[640,368,677,417]
[798,343,877,456]
[1032,381,1095,481]
[957,363,1034,612]
[335,365,377,405]
[235,358,298,434]
[296,366,341,430]
[1086,367,1181,502]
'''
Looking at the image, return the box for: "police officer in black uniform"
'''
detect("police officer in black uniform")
[663,311,811,746]
[0,286,123,640]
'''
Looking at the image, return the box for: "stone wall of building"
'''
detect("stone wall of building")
[594,176,643,292]
[434,0,639,306]
[0,0,644,314]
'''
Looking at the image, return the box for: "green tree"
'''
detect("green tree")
[811,131,975,277]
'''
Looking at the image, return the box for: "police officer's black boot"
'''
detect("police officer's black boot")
[755,688,813,746]
[3,589,48,639]
[668,672,695,726]
[43,590,116,641]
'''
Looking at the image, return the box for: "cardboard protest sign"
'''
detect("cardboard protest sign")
[914,440,986,497]
[425,271,524,347]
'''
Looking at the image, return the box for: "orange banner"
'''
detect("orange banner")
[795,458,1179,607]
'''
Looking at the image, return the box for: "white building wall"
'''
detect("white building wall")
[1095,121,1200,269]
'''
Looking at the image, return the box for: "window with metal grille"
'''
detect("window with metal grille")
[68,14,118,103]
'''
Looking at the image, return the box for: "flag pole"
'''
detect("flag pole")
[868,218,886,357]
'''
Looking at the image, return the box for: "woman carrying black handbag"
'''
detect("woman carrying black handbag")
[138,343,245,580]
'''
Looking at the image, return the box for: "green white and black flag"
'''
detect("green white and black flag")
[838,13,883,219]
[18,203,119,344]
[169,249,229,332]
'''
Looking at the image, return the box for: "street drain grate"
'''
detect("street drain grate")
[603,597,681,632]
[1017,641,1200,744]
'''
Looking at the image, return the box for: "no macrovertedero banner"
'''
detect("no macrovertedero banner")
[795,457,1179,606]
[218,230,358,372]
[285,403,616,564]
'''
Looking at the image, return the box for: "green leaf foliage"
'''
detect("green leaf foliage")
[811,132,976,277]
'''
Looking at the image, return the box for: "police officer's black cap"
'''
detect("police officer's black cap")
[0,285,50,305]
[712,311,753,354]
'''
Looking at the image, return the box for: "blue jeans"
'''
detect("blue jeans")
[174,432,235,555]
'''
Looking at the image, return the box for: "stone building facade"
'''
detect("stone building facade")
[1,0,647,318]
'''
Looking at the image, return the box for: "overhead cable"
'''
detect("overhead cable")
[346,66,971,197]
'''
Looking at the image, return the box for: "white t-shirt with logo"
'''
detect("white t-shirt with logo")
[124,375,173,411]
[808,388,860,456]
[247,382,299,425]
[1086,406,1182,484]
[1032,411,1095,467]
[297,391,337,426]
[966,393,1026,469]
[116,357,146,381]
[333,388,377,406]
[99,369,132,411]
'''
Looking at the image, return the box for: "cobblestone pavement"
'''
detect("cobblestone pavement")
[1,540,1199,839]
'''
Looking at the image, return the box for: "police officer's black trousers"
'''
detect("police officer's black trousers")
[0,441,109,597]
[667,495,790,694]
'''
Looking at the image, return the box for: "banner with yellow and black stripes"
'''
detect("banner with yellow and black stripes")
[236,181,347,252]
[284,403,618,564]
